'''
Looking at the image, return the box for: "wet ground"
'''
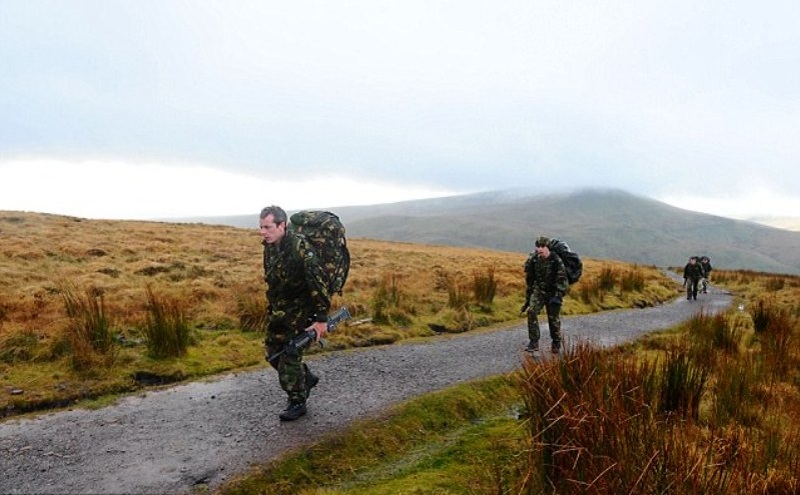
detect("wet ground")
[0,282,731,494]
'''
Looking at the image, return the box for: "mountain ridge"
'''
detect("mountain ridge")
[166,188,800,275]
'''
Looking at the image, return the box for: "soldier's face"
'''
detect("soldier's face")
[259,214,286,245]
[536,245,550,258]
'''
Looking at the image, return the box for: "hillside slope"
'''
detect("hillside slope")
[186,188,800,274]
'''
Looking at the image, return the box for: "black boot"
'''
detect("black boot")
[279,400,307,421]
[306,371,319,393]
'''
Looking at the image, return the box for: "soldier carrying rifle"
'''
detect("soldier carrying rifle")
[259,205,330,421]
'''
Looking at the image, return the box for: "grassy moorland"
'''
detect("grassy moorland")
[0,211,677,417]
[219,270,800,495]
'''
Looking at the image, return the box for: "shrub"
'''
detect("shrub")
[598,265,617,292]
[439,272,469,310]
[518,344,669,493]
[472,267,497,306]
[712,355,758,427]
[659,344,708,420]
[142,286,192,358]
[236,291,266,333]
[372,272,408,325]
[577,278,596,304]
[761,311,795,379]
[749,299,775,334]
[620,267,645,292]
[765,277,785,292]
[688,312,741,367]
[60,284,115,369]
[710,313,741,354]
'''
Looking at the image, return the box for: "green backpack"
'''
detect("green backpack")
[526,238,583,285]
[548,238,582,285]
[289,211,350,295]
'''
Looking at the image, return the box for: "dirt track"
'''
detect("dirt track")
[0,282,732,494]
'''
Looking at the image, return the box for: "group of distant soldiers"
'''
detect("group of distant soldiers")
[682,255,712,300]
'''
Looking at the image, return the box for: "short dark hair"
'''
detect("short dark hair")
[259,205,287,225]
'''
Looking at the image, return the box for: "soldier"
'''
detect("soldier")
[698,256,712,293]
[260,205,331,421]
[522,236,569,357]
[682,256,703,301]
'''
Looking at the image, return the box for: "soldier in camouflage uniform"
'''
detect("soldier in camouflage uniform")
[698,256,712,293]
[260,205,331,421]
[682,256,703,301]
[522,236,569,356]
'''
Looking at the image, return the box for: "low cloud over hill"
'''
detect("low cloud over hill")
[186,188,800,275]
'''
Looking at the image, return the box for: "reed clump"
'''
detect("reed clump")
[514,271,800,494]
[142,286,192,358]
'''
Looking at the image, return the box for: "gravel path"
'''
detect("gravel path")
[0,283,732,495]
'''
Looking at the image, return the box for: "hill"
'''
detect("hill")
[180,188,800,275]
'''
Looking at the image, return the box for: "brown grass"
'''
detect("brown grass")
[0,211,678,417]
[518,276,800,494]
[526,269,800,494]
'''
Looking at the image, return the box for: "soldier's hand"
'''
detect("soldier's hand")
[311,321,328,341]
[520,303,529,314]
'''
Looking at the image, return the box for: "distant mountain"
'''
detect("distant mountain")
[181,188,800,275]
[748,216,800,232]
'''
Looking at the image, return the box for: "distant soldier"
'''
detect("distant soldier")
[260,205,331,421]
[683,256,703,301]
[522,236,569,357]
[698,256,712,293]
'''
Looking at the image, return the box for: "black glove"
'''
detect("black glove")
[548,295,563,307]
[520,303,529,313]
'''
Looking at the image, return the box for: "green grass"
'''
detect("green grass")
[217,375,526,495]
[1,330,264,417]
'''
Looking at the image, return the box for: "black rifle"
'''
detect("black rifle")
[267,307,351,365]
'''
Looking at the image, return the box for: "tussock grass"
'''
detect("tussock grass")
[0,211,677,417]
[472,266,497,307]
[575,263,662,309]
[142,286,192,358]
[219,269,800,494]
[59,283,116,369]
[234,286,267,333]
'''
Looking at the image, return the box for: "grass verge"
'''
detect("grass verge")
[216,375,526,495]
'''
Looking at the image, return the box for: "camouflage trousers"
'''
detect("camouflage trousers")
[266,313,315,403]
[526,296,562,351]
[686,277,700,300]
[265,344,313,403]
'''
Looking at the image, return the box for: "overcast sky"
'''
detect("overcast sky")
[1,1,799,222]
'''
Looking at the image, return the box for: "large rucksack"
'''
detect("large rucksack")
[289,211,350,295]
[547,238,583,285]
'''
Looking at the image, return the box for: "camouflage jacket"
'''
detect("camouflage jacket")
[263,231,331,333]
[683,262,704,281]
[524,253,569,299]
[699,261,712,277]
